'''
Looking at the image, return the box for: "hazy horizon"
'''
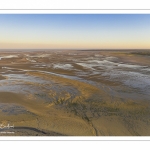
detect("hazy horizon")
[0,48,150,51]
[0,14,150,49]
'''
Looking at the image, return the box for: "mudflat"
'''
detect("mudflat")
[0,50,150,136]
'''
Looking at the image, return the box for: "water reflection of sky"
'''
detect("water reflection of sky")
[0,53,150,101]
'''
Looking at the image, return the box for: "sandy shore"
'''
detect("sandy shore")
[0,50,150,136]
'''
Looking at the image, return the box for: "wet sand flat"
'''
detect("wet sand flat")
[0,50,150,136]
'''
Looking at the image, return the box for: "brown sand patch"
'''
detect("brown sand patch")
[0,75,6,80]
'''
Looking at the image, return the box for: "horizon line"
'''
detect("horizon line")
[0,48,150,50]
[0,49,150,52]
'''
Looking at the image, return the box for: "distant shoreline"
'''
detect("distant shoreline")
[0,49,150,52]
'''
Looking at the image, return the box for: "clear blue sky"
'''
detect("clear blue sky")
[0,14,150,49]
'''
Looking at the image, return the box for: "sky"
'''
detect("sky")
[0,14,150,49]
